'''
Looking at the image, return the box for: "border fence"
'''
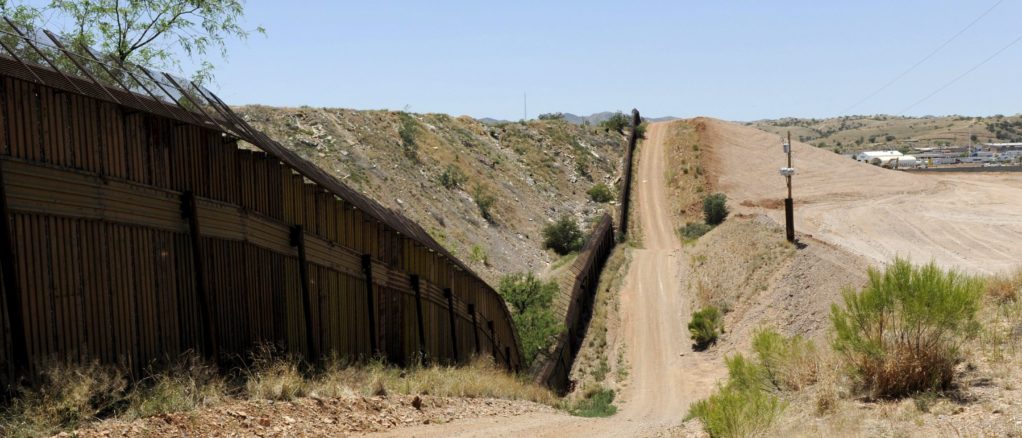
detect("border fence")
[0,21,523,381]
[532,109,641,393]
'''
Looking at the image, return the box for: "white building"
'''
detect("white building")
[853,150,902,163]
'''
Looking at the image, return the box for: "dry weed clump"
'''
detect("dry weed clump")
[0,361,128,437]
[986,269,1022,303]
[752,329,820,392]
[243,345,308,401]
[124,354,227,419]
[308,357,557,405]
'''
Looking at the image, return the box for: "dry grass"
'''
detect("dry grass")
[0,361,128,437]
[305,357,557,405]
[986,268,1022,303]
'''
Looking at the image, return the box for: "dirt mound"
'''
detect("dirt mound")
[695,117,1022,275]
[684,215,870,347]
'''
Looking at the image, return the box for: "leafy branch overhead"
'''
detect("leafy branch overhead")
[1,0,263,83]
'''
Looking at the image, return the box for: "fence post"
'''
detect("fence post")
[443,288,459,362]
[0,160,28,377]
[410,274,427,363]
[468,304,481,355]
[487,320,497,364]
[504,346,512,372]
[361,254,378,356]
[290,225,319,361]
[180,191,218,361]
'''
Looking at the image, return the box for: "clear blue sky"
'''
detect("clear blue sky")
[201,0,1022,121]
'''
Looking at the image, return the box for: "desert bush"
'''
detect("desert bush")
[472,183,496,221]
[679,222,713,241]
[568,386,617,417]
[687,354,784,438]
[469,244,488,266]
[587,183,614,203]
[986,269,1022,303]
[538,112,565,120]
[0,362,128,437]
[542,215,584,255]
[830,258,984,398]
[703,193,729,225]
[498,273,563,367]
[752,329,820,391]
[689,306,724,349]
[438,164,466,189]
[397,112,420,161]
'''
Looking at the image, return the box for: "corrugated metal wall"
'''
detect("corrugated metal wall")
[0,71,522,380]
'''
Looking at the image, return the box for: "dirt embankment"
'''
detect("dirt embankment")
[696,117,1022,276]
[236,107,626,283]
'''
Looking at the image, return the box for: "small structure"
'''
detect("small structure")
[854,150,902,163]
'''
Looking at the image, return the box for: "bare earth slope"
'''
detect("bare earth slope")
[369,122,722,437]
[699,117,1022,275]
[235,106,625,283]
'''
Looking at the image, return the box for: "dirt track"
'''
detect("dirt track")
[369,122,720,437]
[700,118,1022,275]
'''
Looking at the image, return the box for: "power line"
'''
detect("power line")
[840,0,1005,114]
[899,31,1022,114]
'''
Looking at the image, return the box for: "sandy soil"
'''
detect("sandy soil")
[370,122,723,437]
[698,118,1022,275]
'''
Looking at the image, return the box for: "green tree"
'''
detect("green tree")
[703,193,729,226]
[497,273,562,367]
[1,0,263,83]
[587,183,614,203]
[599,112,629,134]
[542,215,584,255]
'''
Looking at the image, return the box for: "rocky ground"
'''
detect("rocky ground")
[66,395,556,437]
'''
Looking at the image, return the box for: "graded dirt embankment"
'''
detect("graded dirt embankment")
[698,117,1022,275]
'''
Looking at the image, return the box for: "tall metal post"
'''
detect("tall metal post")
[411,274,427,363]
[0,159,29,377]
[361,255,378,355]
[784,131,795,242]
[181,191,219,361]
[290,225,318,361]
[443,288,459,362]
[468,304,481,355]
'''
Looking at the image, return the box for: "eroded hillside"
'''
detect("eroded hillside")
[234,106,626,283]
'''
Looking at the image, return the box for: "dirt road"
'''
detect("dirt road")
[370,122,721,437]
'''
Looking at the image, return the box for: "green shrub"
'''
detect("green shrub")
[439,164,466,190]
[600,112,629,134]
[703,193,729,225]
[679,222,713,241]
[469,244,488,266]
[634,121,648,140]
[689,306,723,349]
[472,183,496,221]
[498,273,563,367]
[752,329,819,391]
[542,215,584,255]
[830,258,984,398]
[687,355,784,438]
[587,183,614,203]
[569,387,617,417]
[538,112,565,120]
[397,112,420,161]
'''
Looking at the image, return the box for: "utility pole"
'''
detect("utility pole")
[523,91,527,121]
[780,132,795,243]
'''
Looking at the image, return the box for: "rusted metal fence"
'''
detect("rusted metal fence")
[0,22,523,381]
[531,214,615,393]
[617,109,641,241]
